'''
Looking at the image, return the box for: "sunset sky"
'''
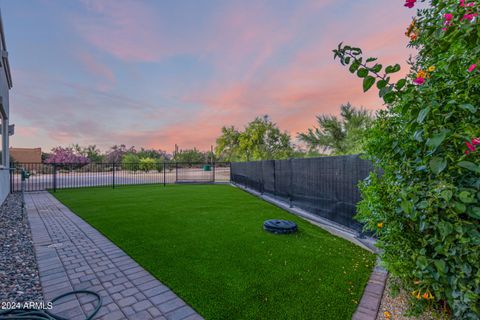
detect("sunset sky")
[3,0,416,152]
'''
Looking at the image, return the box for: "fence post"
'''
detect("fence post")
[272,160,276,197]
[259,161,263,195]
[212,162,216,183]
[112,162,116,189]
[9,162,14,193]
[163,161,166,187]
[53,164,57,192]
[229,162,232,182]
[289,159,293,208]
[175,162,178,183]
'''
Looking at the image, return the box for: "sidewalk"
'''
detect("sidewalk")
[26,191,203,320]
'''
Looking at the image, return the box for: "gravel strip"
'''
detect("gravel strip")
[376,275,450,320]
[0,193,43,302]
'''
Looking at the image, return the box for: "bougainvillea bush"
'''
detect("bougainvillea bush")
[334,0,479,318]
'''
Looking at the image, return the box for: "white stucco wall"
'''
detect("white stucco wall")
[0,170,8,202]
[0,13,12,205]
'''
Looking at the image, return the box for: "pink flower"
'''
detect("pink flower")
[413,77,425,85]
[468,64,477,72]
[404,0,416,8]
[465,141,476,154]
[472,138,480,145]
[462,13,478,21]
[443,13,454,29]
[460,0,475,6]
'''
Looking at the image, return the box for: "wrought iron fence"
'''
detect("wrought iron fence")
[10,162,231,192]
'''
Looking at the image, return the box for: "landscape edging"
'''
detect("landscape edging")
[352,264,388,320]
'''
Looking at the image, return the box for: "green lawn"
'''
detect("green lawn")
[52,184,375,320]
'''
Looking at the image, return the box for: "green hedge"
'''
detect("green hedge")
[334,0,480,318]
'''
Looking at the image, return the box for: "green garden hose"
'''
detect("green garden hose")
[0,290,102,320]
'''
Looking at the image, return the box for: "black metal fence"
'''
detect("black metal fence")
[230,155,373,232]
[10,162,231,192]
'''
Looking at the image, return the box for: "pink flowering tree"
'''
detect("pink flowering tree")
[45,146,90,169]
[334,0,479,317]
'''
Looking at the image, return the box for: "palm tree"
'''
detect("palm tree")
[298,103,374,155]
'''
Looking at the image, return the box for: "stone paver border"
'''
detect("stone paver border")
[26,191,203,320]
[352,265,388,320]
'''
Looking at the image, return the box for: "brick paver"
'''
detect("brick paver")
[26,191,203,320]
[352,265,388,320]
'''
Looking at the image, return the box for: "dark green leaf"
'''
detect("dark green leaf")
[413,130,423,142]
[441,190,453,202]
[395,79,407,90]
[458,191,476,204]
[401,200,413,214]
[357,68,368,78]
[434,260,447,274]
[385,64,401,74]
[460,104,477,113]
[417,200,428,209]
[349,61,360,73]
[366,57,377,62]
[416,256,429,270]
[426,131,447,149]
[468,207,480,219]
[458,161,479,173]
[454,202,466,213]
[383,92,396,103]
[371,64,382,73]
[438,221,453,238]
[363,76,375,92]
[417,107,430,123]
[376,80,387,89]
[429,157,447,174]
[462,264,472,276]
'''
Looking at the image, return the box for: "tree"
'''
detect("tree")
[70,144,105,163]
[137,148,170,161]
[83,145,104,163]
[173,148,207,163]
[334,0,480,317]
[298,103,373,155]
[215,116,294,161]
[139,157,158,172]
[215,126,241,161]
[44,147,89,168]
[121,153,140,172]
[106,145,136,163]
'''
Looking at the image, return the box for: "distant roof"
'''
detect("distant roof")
[0,11,12,89]
[10,148,42,163]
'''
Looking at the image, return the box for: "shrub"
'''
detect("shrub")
[121,153,140,172]
[139,157,157,172]
[334,0,480,318]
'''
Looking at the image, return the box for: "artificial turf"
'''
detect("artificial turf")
[52,184,375,320]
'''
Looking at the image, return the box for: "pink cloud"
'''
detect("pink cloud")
[15,126,39,138]
[177,16,414,147]
[76,51,115,91]
[75,0,169,62]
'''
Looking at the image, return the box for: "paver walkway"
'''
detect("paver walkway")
[26,191,203,320]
